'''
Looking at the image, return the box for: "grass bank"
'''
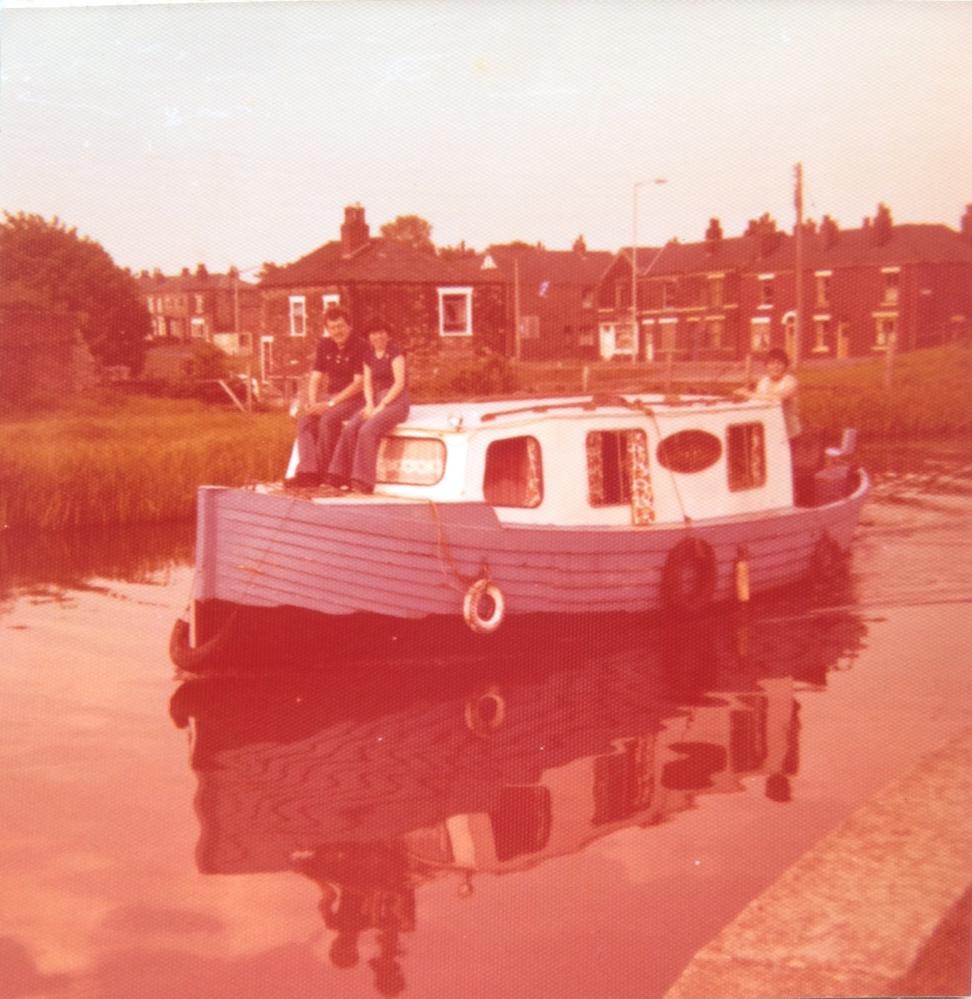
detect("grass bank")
[0,393,293,531]
[2,346,968,531]
[512,344,972,437]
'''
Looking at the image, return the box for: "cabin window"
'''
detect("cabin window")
[727,422,766,491]
[376,436,445,485]
[587,429,647,506]
[484,436,543,508]
[657,429,722,474]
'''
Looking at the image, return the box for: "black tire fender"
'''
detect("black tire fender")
[661,537,717,613]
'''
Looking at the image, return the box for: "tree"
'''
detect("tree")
[380,215,435,255]
[0,212,151,372]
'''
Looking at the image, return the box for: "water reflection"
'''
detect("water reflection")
[170,588,866,996]
[0,520,194,612]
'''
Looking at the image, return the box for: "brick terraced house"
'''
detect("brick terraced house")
[597,204,972,362]
[258,205,507,380]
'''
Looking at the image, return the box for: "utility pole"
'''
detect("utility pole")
[513,257,522,362]
[793,163,804,369]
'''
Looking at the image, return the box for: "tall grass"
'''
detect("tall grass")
[798,344,972,436]
[0,394,293,531]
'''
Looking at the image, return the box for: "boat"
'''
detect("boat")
[169,391,867,669]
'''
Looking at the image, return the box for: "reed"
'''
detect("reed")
[798,344,972,436]
[0,394,293,531]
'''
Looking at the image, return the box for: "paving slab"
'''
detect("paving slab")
[665,726,972,999]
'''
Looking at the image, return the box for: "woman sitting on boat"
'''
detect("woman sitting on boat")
[327,322,410,494]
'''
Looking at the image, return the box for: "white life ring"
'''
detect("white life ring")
[462,578,505,634]
[464,685,507,735]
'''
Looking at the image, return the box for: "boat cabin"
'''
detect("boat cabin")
[365,394,797,527]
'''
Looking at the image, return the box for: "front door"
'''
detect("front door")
[259,335,274,383]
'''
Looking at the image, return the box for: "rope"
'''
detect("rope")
[425,499,478,594]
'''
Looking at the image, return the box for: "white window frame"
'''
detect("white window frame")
[758,274,775,309]
[872,313,897,351]
[289,295,307,337]
[814,270,832,308]
[812,315,831,353]
[437,286,473,337]
[194,293,205,314]
[750,316,770,352]
[190,316,206,339]
[881,267,900,306]
[322,293,340,312]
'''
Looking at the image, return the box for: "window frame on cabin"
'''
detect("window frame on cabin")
[726,421,767,492]
[483,435,544,508]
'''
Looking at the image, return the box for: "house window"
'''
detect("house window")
[759,276,774,307]
[519,315,540,340]
[578,326,595,347]
[376,436,445,485]
[812,318,830,353]
[750,319,770,352]
[438,287,473,337]
[289,295,307,337]
[882,269,900,305]
[874,316,897,351]
[322,293,340,313]
[190,316,206,339]
[708,275,724,308]
[662,280,677,309]
[581,287,595,309]
[586,429,647,506]
[706,318,724,349]
[484,436,543,508]
[727,422,766,491]
[194,294,205,314]
[814,272,831,308]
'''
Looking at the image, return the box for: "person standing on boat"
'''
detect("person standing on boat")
[291,306,367,487]
[736,348,801,439]
[327,322,409,493]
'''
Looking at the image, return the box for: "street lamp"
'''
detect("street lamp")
[631,178,667,362]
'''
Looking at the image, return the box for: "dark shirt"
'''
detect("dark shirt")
[365,342,405,394]
[313,336,366,393]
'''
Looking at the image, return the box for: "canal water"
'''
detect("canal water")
[2,440,971,999]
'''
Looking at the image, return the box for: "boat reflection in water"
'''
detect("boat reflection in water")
[169,590,866,996]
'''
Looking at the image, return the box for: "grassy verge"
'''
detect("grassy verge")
[2,346,967,531]
[0,393,293,531]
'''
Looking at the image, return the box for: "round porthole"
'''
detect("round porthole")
[657,429,722,474]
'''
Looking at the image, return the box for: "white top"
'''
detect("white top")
[754,374,801,439]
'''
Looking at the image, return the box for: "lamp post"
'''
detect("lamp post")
[631,178,667,363]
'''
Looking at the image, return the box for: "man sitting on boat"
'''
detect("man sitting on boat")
[288,305,367,488]
[327,322,410,494]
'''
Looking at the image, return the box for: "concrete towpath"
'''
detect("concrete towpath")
[665,727,972,999]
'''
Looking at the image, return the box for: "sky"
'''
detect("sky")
[2,0,971,277]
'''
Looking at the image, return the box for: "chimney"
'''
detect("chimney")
[341,204,370,257]
[704,217,723,254]
[820,214,839,249]
[961,204,972,243]
[572,234,587,255]
[872,203,893,246]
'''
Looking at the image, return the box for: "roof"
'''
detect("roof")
[609,223,972,281]
[138,273,256,293]
[395,393,773,432]
[484,245,614,287]
[261,238,500,288]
